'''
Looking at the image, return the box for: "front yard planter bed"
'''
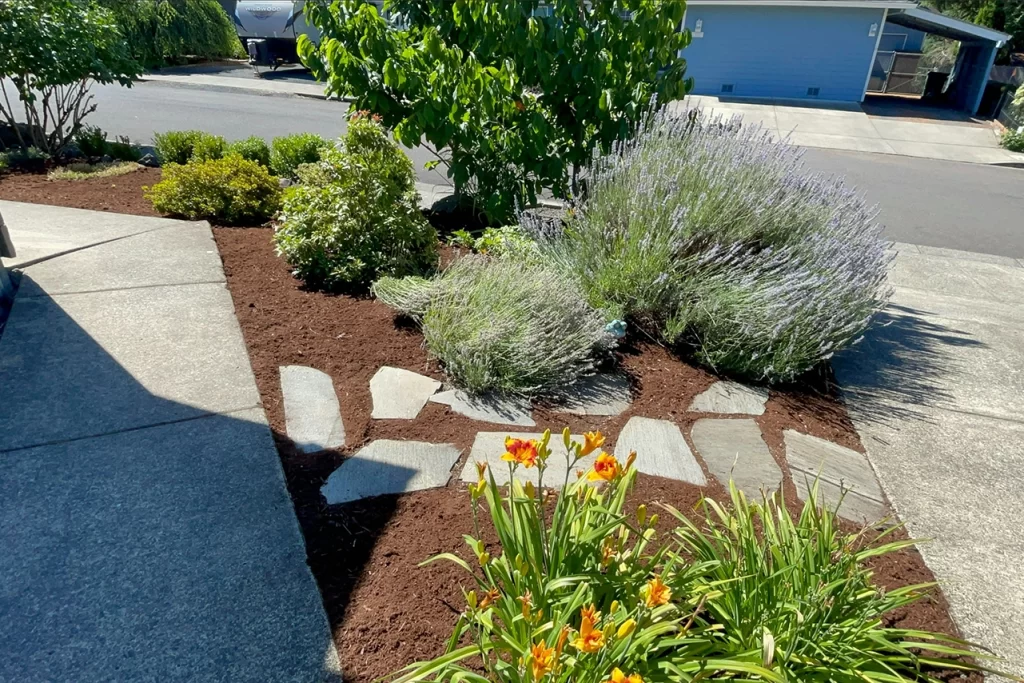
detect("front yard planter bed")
[0,168,982,683]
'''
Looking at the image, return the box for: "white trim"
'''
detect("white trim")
[862,7,888,101]
[890,7,1010,45]
[688,0,916,7]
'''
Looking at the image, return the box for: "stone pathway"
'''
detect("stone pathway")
[299,371,888,528]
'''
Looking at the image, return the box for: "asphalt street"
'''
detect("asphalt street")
[70,80,1024,258]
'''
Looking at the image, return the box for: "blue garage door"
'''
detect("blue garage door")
[683,5,886,102]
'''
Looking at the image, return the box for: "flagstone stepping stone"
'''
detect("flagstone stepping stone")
[614,417,707,485]
[370,366,442,419]
[430,390,535,427]
[280,365,345,453]
[459,432,595,488]
[688,380,768,415]
[784,430,888,523]
[321,439,462,505]
[691,418,782,498]
[554,373,632,416]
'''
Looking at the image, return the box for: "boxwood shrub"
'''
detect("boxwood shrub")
[274,115,436,289]
[145,155,282,223]
[227,136,271,168]
[270,132,331,179]
[153,130,227,165]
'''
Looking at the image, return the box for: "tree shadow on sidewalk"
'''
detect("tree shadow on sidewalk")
[832,303,986,426]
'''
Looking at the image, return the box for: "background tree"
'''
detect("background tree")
[0,0,142,154]
[300,0,691,221]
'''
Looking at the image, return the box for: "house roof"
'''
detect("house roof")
[687,0,918,8]
[886,6,1011,44]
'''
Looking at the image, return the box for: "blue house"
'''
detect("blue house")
[680,0,1010,114]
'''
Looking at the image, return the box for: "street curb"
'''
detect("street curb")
[137,75,342,102]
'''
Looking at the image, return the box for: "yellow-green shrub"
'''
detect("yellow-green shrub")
[145,155,281,223]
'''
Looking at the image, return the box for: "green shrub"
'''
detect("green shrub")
[664,482,998,682]
[227,136,271,168]
[153,130,225,164]
[274,117,435,288]
[448,225,541,261]
[0,153,8,172]
[2,146,49,169]
[98,0,244,69]
[75,125,109,157]
[374,255,610,395]
[1002,127,1024,153]
[145,155,282,223]
[532,108,891,382]
[269,132,331,179]
[75,126,141,161]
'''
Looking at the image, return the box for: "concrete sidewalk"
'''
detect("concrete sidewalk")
[683,95,1024,166]
[834,245,1024,678]
[0,201,340,681]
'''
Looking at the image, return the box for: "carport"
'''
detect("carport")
[882,7,1010,115]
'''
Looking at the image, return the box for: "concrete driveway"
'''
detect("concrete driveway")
[684,94,1024,165]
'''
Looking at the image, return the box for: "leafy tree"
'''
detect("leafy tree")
[300,0,691,221]
[96,0,245,69]
[0,0,142,154]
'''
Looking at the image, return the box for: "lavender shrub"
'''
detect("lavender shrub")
[525,107,892,382]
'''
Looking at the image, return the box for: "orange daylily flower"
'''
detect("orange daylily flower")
[519,591,533,620]
[530,640,556,680]
[581,431,606,456]
[502,437,540,468]
[604,668,643,683]
[479,587,500,610]
[588,452,621,482]
[573,605,605,654]
[641,576,672,608]
[475,461,488,483]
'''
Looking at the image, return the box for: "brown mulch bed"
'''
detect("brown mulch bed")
[0,169,978,683]
[0,166,163,217]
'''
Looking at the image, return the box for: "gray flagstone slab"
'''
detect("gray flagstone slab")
[784,430,887,523]
[280,366,345,453]
[614,416,707,485]
[322,440,461,504]
[430,389,535,426]
[554,373,632,416]
[690,418,782,498]
[688,380,768,415]
[370,366,442,419]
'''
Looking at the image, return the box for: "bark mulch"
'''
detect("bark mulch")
[0,169,978,683]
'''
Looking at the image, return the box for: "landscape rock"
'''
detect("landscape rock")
[614,416,706,485]
[784,430,887,523]
[690,418,782,497]
[280,365,345,453]
[138,153,159,168]
[278,177,294,189]
[460,432,594,487]
[100,154,113,164]
[688,380,768,415]
[554,373,632,416]
[430,389,535,427]
[321,440,461,505]
[370,366,441,419]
